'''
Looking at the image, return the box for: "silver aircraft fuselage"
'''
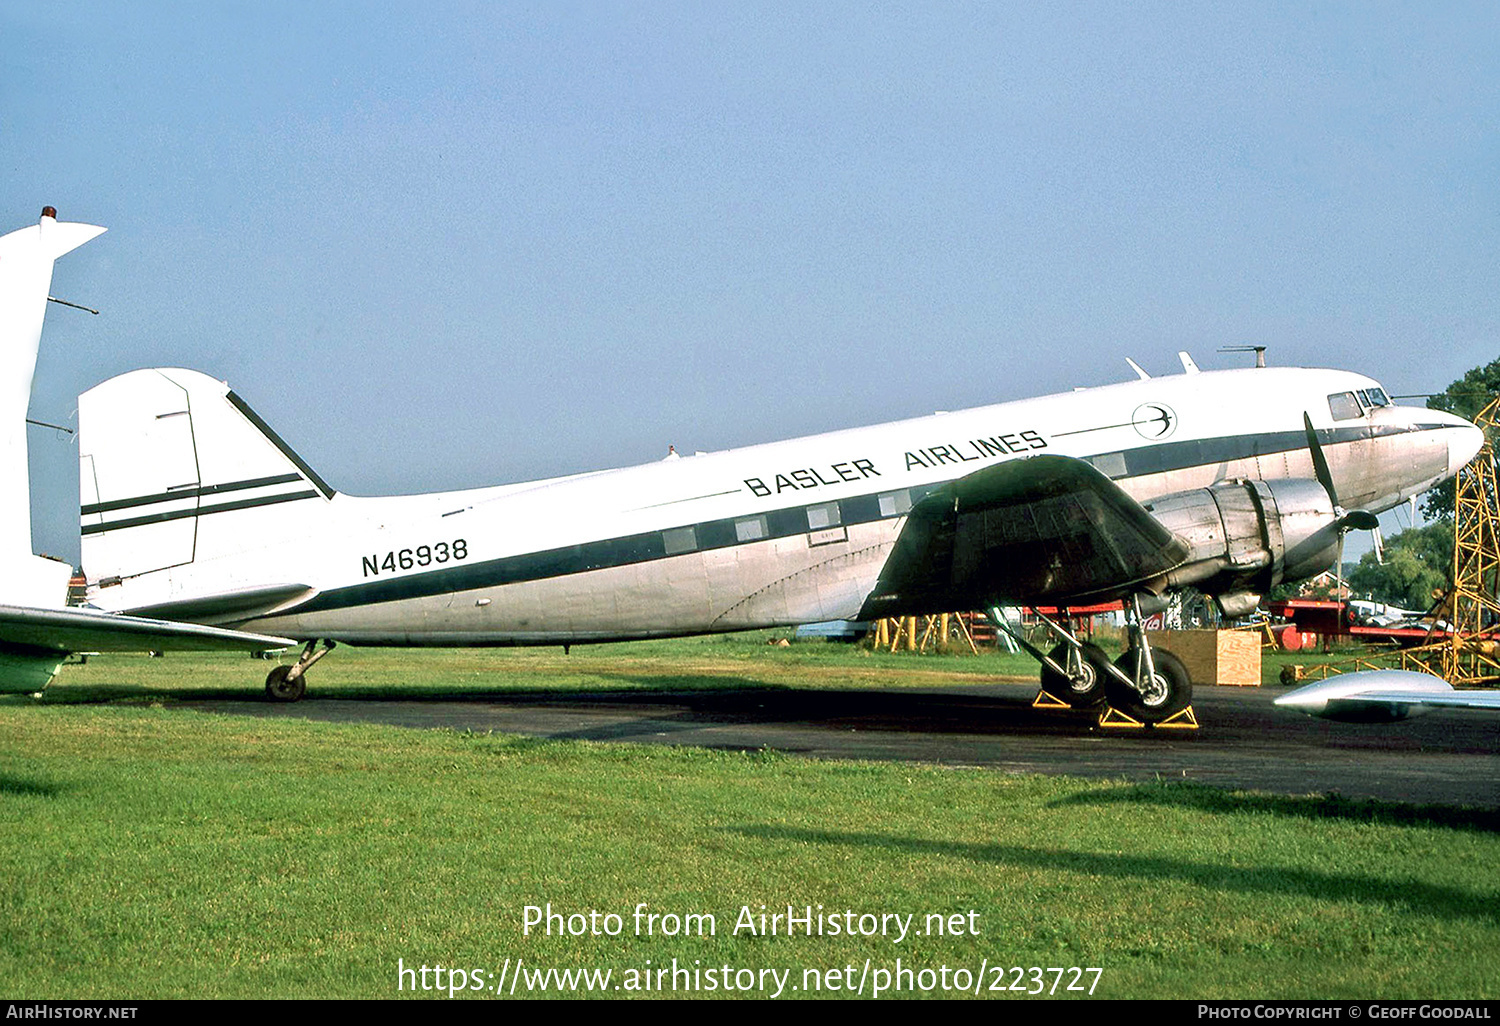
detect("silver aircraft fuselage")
[80,365,1481,644]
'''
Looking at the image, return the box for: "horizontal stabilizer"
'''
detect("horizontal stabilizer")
[0,603,294,694]
[0,604,294,655]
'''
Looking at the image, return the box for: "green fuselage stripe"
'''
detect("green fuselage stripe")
[81,474,305,516]
[82,490,320,536]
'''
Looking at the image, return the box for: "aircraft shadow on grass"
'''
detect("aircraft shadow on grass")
[55,674,1107,738]
[728,825,1500,924]
[1047,783,1500,834]
[0,772,67,798]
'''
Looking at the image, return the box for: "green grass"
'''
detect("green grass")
[1260,645,1404,686]
[2,639,1496,999]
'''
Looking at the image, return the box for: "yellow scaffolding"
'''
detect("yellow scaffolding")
[871,614,981,655]
[1407,394,1500,684]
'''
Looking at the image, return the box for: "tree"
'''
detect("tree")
[1346,522,1454,611]
[1420,356,1500,521]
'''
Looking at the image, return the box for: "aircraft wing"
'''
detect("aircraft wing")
[1275,670,1500,722]
[0,603,293,655]
[860,454,1191,618]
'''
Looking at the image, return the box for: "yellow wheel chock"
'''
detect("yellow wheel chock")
[1098,705,1198,730]
[1032,688,1071,710]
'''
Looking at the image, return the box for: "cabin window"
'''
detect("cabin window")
[734,515,768,543]
[806,501,841,530]
[662,526,697,556]
[1327,392,1362,421]
[878,490,912,517]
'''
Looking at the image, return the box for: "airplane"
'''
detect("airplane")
[1276,670,1500,722]
[73,344,1483,721]
[1345,599,1428,629]
[0,208,293,694]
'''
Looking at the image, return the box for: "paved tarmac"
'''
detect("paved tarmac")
[183,681,1500,808]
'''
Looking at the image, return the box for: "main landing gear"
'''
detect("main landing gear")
[265,639,336,702]
[995,597,1196,728]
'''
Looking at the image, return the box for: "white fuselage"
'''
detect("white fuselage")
[83,366,1480,644]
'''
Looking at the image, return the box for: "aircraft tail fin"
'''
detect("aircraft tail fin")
[79,368,335,590]
[0,208,106,607]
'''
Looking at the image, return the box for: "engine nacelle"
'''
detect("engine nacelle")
[1144,479,1341,615]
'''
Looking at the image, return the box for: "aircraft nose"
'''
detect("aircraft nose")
[1449,421,1485,477]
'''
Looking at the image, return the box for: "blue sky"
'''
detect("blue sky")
[5,1,1498,564]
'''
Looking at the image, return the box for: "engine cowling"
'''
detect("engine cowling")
[1144,479,1341,616]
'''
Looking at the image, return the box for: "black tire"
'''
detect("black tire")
[1104,648,1192,724]
[265,664,306,703]
[1039,642,1111,708]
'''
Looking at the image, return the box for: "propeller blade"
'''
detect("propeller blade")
[1303,412,1340,508]
[1305,411,1379,533]
[1373,524,1385,565]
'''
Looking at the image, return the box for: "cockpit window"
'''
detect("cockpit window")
[1367,386,1391,407]
[1327,392,1363,421]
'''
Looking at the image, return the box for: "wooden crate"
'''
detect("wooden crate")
[1145,629,1261,687]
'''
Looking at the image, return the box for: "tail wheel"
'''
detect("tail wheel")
[265,665,306,703]
[1039,642,1111,708]
[1104,648,1192,723]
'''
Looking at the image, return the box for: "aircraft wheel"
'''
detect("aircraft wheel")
[1104,648,1192,724]
[1039,642,1111,707]
[265,665,306,703]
